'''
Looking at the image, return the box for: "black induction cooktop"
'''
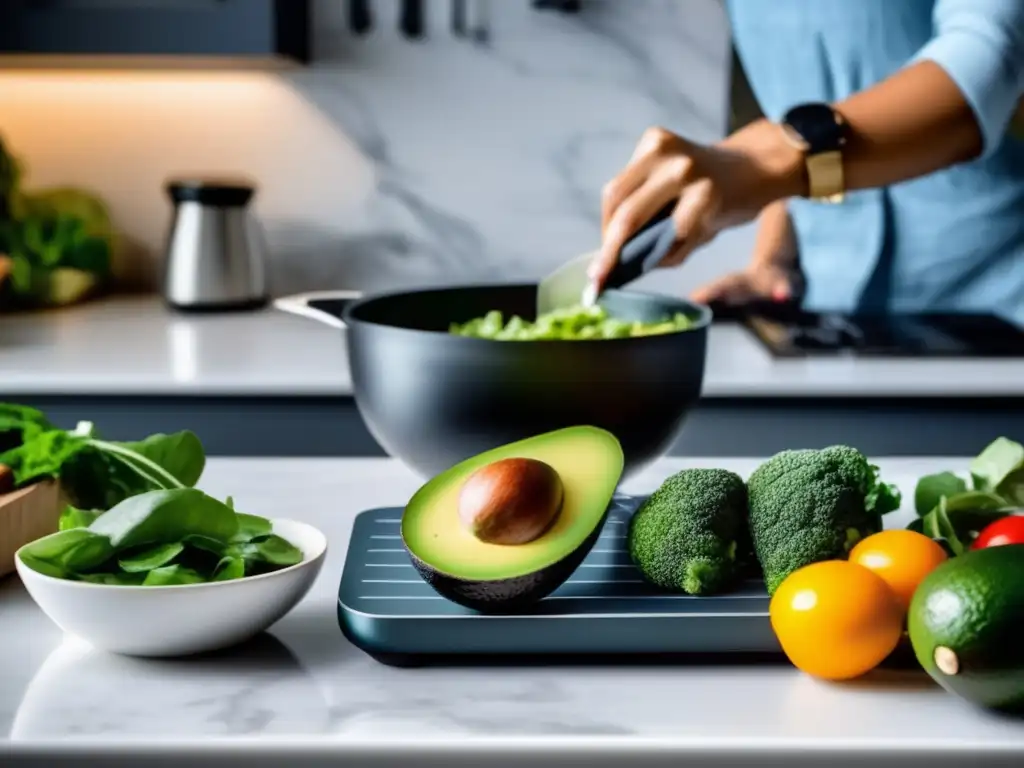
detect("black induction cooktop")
[707,301,1024,358]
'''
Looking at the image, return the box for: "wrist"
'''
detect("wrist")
[719,118,808,205]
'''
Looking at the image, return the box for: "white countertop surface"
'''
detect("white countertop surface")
[2,295,1023,399]
[3,455,1024,765]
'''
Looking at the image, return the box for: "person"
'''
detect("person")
[589,0,1024,325]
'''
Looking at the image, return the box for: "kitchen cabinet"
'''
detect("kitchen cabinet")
[0,0,310,66]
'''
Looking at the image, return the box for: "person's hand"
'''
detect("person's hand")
[589,120,804,290]
[690,199,798,305]
[690,262,795,305]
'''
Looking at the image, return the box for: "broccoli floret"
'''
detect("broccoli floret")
[747,445,902,595]
[627,468,748,595]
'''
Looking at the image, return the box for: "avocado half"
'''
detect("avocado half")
[401,425,625,613]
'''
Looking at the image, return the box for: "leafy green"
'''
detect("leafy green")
[213,555,246,581]
[242,534,304,569]
[4,401,304,587]
[88,488,237,550]
[142,565,207,586]
[58,505,104,531]
[907,437,1024,554]
[19,528,115,573]
[117,542,186,573]
[233,513,273,543]
[914,471,968,517]
[19,487,304,587]
[0,136,114,309]
[910,492,1008,555]
[0,411,206,511]
[970,437,1024,505]
[0,403,55,453]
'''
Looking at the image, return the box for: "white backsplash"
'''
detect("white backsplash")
[0,0,757,299]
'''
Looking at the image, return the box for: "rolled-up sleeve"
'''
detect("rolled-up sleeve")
[912,0,1024,157]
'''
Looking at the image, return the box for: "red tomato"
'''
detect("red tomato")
[971,515,1024,549]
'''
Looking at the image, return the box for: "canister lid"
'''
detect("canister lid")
[165,176,256,207]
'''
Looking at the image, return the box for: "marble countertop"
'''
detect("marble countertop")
[3,455,1024,766]
[2,295,1023,399]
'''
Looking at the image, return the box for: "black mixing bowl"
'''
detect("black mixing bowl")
[276,283,711,480]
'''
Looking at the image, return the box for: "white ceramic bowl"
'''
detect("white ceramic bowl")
[14,518,327,658]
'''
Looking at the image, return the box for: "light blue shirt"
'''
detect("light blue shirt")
[725,0,1024,325]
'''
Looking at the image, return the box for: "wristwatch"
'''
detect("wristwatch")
[780,102,848,203]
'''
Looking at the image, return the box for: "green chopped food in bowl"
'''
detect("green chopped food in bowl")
[449,304,695,341]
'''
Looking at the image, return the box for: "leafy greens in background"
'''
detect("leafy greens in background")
[0,404,205,514]
[0,134,115,309]
[907,437,1024,554]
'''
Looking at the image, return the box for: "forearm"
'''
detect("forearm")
[833,60,984,190]
[720,61,990,202]
[719,0,1024,204]
[750,200,796,269]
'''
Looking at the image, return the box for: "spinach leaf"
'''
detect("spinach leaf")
[970,437,1024,494]
[232,513,273,543]
[914,471,968,517]
[58,505,103,531]
[118,542,185,573]
[243,534,304,568]
[18,528,114,573]
[213,555,245,582]
[142,564,207,586]
[911,491,1010,555]
[88,488,238,550]
[59,430,205,510]
[182,533,229,556]
[76,571,147,586]
[18,553,68,579]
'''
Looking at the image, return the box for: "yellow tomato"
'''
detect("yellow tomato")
[849,529,948,611]
[770,560,904,681]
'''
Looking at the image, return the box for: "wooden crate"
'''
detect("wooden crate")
[0,480,63,578]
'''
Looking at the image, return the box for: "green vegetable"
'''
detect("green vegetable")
[143,564,207,586]
[59,506,104,531]
[89,487,237,549]
[906,437,1024,554]
[118,542,186,573]
[0,410,206,511]
[449,304,695,341]
[19,487,305,586]
[0,135,115,310]
[746,445,902,595]
[627,468,748,595]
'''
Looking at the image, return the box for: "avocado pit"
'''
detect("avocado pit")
[457,457,564,545]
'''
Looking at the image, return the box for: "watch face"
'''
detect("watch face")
[784,103,845,155]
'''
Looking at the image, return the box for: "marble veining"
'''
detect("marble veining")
[274,0,738,297]
[3,456,1024,755]
[0,0,749,300]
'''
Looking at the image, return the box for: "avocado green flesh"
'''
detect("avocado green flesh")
[401,426,624,582]
[908,544,1024,711]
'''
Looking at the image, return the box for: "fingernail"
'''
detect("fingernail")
[771,284,790,301]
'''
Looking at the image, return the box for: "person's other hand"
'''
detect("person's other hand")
[690,262,794,305]
[690,199,798,305]
[589,121,803,290]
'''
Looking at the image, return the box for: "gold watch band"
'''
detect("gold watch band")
[806,150,845,203]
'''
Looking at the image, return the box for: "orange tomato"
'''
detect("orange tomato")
[770,560,904,681]
[848,529,948,611]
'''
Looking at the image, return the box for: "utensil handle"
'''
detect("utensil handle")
[273,291,363,330]
[602,201,677,291]
[350,0,372,34]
